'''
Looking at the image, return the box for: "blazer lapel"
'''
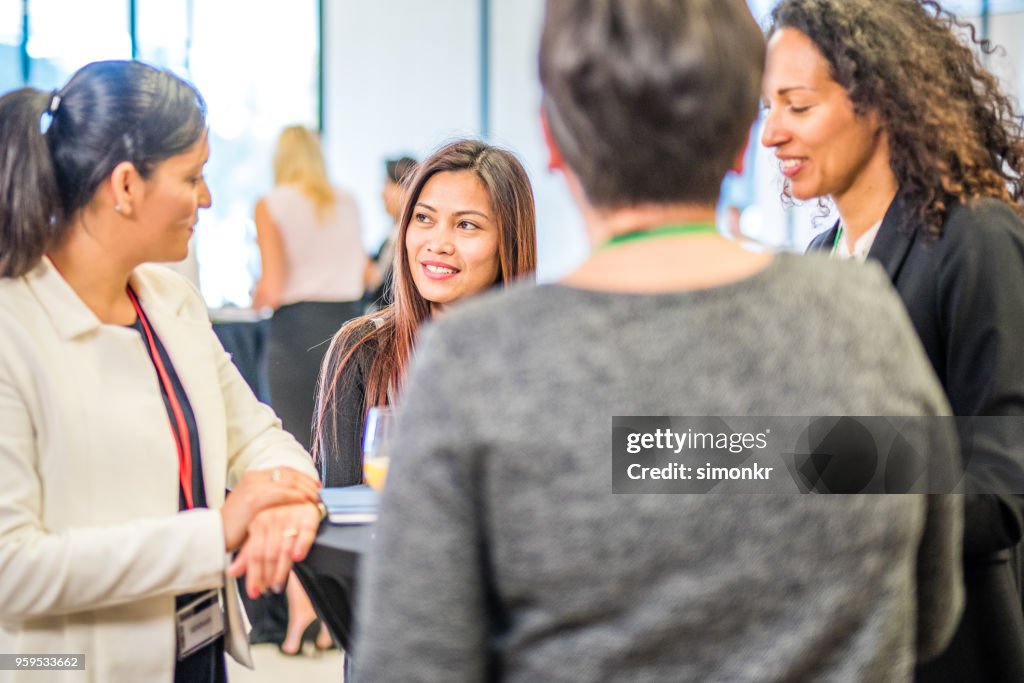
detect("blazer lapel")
[867,190,918,281]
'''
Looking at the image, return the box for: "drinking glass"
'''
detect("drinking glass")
[362,407,393,491]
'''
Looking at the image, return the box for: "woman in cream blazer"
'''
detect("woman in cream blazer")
[0,62,321,682]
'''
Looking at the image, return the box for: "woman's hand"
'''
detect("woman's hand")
[251,279,280,311]
[220,468,320,552]
[226,502,323,598]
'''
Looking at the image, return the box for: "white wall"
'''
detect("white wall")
[987,11,1024,107]
[322,0,586,281]
[490,0,587,280]
[322,0,481,256]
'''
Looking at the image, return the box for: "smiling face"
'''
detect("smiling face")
[761,28,891,206]
[133,136,212,263]
[404,170,501,314]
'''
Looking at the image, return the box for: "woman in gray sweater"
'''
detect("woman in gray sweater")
[354,1,964,681]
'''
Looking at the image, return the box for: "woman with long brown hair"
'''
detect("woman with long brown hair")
[313,139,537,487]
[761,1,1024,679]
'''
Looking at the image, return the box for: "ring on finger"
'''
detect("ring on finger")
[270,468,281,483]
[282,528,299,538]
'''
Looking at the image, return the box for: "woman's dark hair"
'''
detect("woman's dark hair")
[0,60,207,277]
[770,0,1024,237]
[385,156,418,185]
[313,139,537,465]
[538,0,765,208]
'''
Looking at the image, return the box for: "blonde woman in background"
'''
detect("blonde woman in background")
[254,125,372,450]
[252,125,370,655]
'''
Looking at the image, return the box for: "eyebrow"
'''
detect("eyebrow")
[775,86,815,96]
[416,202,491,220]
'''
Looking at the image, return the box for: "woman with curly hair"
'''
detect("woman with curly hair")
[762,1,1024,680]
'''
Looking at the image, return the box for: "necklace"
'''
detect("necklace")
[600,222,718,251]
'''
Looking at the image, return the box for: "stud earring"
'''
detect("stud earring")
[114,205,123,214]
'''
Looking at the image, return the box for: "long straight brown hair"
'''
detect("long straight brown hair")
[312,139,537,462]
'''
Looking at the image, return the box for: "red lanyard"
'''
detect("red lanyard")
[126,288,195,509]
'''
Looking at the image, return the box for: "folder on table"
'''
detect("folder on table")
[320,485,379,525]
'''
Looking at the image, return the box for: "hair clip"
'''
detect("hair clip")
[39,111,54,135]
[39,91,61,135]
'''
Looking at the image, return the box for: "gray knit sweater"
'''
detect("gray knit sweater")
[355,253,963,682]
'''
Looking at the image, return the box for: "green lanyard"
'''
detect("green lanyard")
[830,225,844,256]
[600,222,718,251]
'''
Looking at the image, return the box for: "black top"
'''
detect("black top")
[316,322,381,487]
[808,192,1024,682]
[129,317,206,512]
[808,193,1024,551]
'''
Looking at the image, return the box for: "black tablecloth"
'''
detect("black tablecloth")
[294,522,373,652]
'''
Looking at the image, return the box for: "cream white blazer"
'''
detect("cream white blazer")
[0,258,319,682]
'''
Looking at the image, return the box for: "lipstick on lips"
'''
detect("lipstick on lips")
[420,260,460,280]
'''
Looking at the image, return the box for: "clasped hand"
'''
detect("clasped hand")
[227,502,322,598]
[219,467,321,595]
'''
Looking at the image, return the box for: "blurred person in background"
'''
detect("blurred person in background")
[0,60,322,683]
[364,155,418,312]
[353,1,963,681]
[253,125,372,451]
[251,124,372,656]
[762,1,1024,679]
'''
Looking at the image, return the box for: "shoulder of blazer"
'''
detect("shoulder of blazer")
[939,198,1024,254]
[806,221,840,253]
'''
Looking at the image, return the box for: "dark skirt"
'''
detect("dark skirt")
[267,300,363,451]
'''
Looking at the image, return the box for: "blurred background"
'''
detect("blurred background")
[2,0,1022,309]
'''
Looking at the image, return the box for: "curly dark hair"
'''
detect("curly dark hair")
[769,0,1024,237]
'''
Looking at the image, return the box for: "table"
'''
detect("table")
[294,522,374,652]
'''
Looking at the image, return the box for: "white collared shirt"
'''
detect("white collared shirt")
[834,220,883,262]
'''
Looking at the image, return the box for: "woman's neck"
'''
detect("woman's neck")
[833,140,899,244]
[586,203,718,246]
[564,201,772,293]
[47,220,138,325]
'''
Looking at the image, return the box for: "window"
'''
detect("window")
[0,0,21,94]
[26,0,131,90]
[186,0,320,308]
[0,0,321,310]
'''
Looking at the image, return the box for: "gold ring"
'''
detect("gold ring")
[270,469,281,483]
[282,528,299,538]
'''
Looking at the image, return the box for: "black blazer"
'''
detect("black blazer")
[809,191,1024,681]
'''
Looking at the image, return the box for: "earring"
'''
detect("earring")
[114,205,123,214]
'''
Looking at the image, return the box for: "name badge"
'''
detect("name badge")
[175,590,225,661]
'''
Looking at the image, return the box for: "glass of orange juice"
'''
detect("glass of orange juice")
[362,407,393,491]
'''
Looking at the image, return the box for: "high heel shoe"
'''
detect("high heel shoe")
[278,619,321,657]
